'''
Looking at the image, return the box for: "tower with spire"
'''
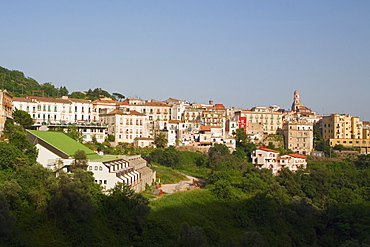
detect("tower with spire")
[291,90,303,112]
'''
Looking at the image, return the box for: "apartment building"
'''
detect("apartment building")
[251,148,280,175]
[27,130,155,192]
[12,96,94,124]
[322,114,362,140]
[281,121,314,155]
[99,109,149,145]
[13,96,74,124]
[251,148,307,175]
[91,97,119,122]
[235,106,283,135]
[322,114,370,153]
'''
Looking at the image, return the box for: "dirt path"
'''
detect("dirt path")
[151,175,205,200]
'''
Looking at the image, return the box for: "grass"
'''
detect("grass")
[27,130,119,162]
[147,189,246,246]
[177,151,211,179]
[152,164,187,184]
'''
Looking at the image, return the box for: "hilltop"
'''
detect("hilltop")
[0,65,118,100]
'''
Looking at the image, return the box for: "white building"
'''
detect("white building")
[251,147,307,175]
[27,130,155,192]
[99,109,149,145]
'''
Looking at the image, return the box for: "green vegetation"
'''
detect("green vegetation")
[12,109,34,128]
[145,143,370,246]
[152,164,187,184]
[154,132,168,148]
[0,65,117,100]
[0,71,369,245]
[1,126,370,247]
[177,151,211,179]
[28,130,103,161]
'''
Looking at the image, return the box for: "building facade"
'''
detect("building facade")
[0,90,13,133]
[281,121,314,155]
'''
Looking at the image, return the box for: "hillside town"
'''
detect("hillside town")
[1,88,370,191]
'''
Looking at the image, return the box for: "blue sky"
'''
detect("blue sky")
[1,1,370,119]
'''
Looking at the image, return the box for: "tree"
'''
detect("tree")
[40,82,59,97]
[48,170,95,221]
[12,109,34,128]
[86,88,112,100]
[0,196,15,237]
[48,170,96,244]
[58,86,69,96]
[64,125,83,143]
[2,119,37,165]
[112,92,125,101]
[70,150,88,171]
[355,154,370,168]
[233,127,249,147]
[150,146,181,168]
[154,133,168,148]
[69,91,87,99]
[0,142,27,170]
[208,144,230,164]
[241,231,264,247]
[103,183,150,242]
[179,222,207,247]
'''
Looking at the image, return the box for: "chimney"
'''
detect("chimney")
[209,100,214,105]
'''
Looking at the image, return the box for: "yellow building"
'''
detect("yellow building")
[322,114,362,140]
[323,114,370,153]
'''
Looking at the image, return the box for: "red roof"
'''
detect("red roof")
[258,147,280,153]
[214,104,226,109]
[287,153,307,159]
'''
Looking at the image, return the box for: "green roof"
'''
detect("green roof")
[28,130,119,162]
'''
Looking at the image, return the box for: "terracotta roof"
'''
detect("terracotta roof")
[106,110,146,116]
[129,110,146,116]
[214,104,226,109]
[28,96,71,104]
[258,147,280,153]
[107,110,123,115]
[169,120,180,124]
[143,101,170,107]
[12,97,33,103]
[287,153,307,159]
[66,98,91,103]
[92,99,119,104]
[117,101,129,105]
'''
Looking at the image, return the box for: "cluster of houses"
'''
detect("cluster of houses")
[1,88,369,190]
